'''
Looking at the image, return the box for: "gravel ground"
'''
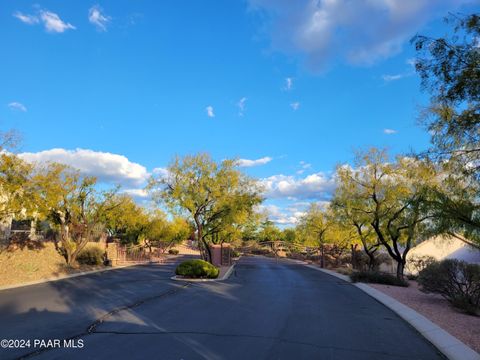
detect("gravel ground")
[369,280,480,353]
[0,242,106,287]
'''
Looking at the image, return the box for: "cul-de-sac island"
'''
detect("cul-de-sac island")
[1,3,480,360]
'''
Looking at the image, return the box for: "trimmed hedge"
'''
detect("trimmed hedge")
[175,259,219,279]
[77,246,104,265]
[350,271,408,287]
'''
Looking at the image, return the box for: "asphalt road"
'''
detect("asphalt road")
[0,256,444,360]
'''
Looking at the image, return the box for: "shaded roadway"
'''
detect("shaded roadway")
[0,256,444,359]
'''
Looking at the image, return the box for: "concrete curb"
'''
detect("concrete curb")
[309,266,480,360]
[0,263,142,292]
[171,263,236,283]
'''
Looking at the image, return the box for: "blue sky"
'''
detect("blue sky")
[1,0,479,226]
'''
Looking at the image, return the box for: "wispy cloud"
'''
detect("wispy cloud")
[88,5,110,31]
[284,77,293,91]
[383,128,398,135]
[290,102,300,111]
[237,156,272,167]
[13,12,39,25]
[382,74,404,82]
[382,58,418,82]
[40,10,75,33]
[248,0,470,71]
[237,97,247,116]
[296,161,311,174]
[8,102,27,112]
[14,9,75,33]
[206,105,215,118]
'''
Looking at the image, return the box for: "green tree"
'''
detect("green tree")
[413,13,480,171]
[38,164,119,266]
[148,153,262,263]
[102,194,150,244]
[0,154,35,224]
[332,174,381,271]
[144,215,191,253]
[297,204,330,268]
[336,149,438,280]
[412,13,480,243]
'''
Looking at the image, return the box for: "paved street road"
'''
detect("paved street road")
[0,256,444,360]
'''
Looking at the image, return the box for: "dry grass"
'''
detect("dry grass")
[370,280,480,353]
[0,242,105,287]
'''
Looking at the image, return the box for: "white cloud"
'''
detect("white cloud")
[237,97,247,116]
[13,12,39,25]
[284,77,293,91]
[39,10,75,33]
[206,105,215,118]
[19,148,149,187]
[290,102,300,110]
[296,161,311,174]
[384,128,398,134]
[152,167,169,177]
[262,172,335,200]
[8,102,27,112]
[14,9,75,33]
[121,188,149,199]
[382,74,404,82]
[88,5,110,31]
[237,157,273,167]
[256,204,305,225]
[248,0,470,70]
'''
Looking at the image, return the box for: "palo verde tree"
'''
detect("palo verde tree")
[297,203,330,268]
[413,13,480,243]
[332,172,381,271]
[413,13,480,172]
[0,153,36,226]
[101,194,150,244]
[144,213,192,253]
[37,163,119,266]
[148,153,262,263]
[335,149,438,280]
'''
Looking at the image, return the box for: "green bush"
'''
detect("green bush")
[77,246,105,266]
[231,249,240,258]
[168,249,179,255]
[175,259,219,279]
[418,259,480,315]
[350,271,408,287]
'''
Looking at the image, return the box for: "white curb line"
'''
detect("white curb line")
[308,265,480,360]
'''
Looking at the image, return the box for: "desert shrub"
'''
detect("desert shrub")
[175,259,219,279]
[77,246,105,265]
[350,271,408,287]
[418,259,480,315]
[231,249,240,258]
[168,249,179,255]
[336,267,353,276]
[407,273,418,281]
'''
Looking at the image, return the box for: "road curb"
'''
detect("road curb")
[0,263,141,292]
[309,266,480,360]
[171,263,236,283]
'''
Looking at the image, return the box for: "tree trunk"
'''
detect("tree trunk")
[366,251,377,271]
[396,260,405,281]
[203,238,212,263]
[320,242,325,268]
